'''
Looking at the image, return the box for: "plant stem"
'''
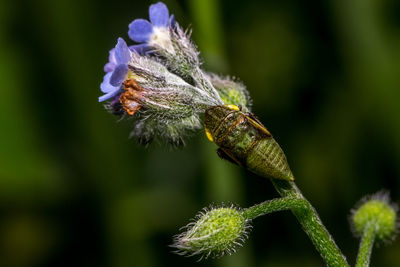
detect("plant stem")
[355,224,375,267]
[242,196,306,220]
[271,179,349,267]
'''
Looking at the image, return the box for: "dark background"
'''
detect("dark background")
[1,0,400,266]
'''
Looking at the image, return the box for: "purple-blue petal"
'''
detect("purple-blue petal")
[104,48,117,72]
[99,72,121,102]
[108,48,117,65]
[98,88,122,102]
[128,19,153,43]
[129,44,151,55]
[149,2,169,27]
[100,72,115,93]
[169,14,176,28]
[104,62,116,73]
[110,64,128,87]
[115,38,131,65]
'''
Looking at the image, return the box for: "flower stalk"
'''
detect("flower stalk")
[355,223,375,267]
[242,196,306,220]
[271,180,349,267]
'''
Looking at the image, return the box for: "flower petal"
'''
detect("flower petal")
[104,62,116,73]
[129,44,150,55]
[115,38,131,65]
[128,19,153,43]
[99,72,121,101]
[108,48,116,65]
[169,14,176,29]
[98,88,122,102]
[110,64,128,87]
[100,72,115,93]
[103,48,117,72]
[149,2,169,27]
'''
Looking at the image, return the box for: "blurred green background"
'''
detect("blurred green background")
[1,0,400,266]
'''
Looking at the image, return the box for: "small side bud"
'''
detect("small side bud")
[154,25,201,82]
[172,206,250,259]
[351,191,398,243]
[209,74,252,112]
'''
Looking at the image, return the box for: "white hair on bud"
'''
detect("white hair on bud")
[171,204,251,259]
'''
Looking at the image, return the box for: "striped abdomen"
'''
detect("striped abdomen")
[204,105,294,181]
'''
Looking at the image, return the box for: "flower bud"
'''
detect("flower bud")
[118,52,222,146]
[155,25,200,81]
[172,206,250,259]
[209,74,251,112]
[154,25,222,102]
[351,191,398,243]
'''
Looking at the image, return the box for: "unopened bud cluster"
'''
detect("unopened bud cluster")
[99,2,251,146]
[351,191,398,243]
[172,206,250,259]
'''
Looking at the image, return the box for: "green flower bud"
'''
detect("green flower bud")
[172,206,250,259]
[351,191,398,243]
[209,74,252,112]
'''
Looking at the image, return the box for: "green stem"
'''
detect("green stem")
[355,224,376,267]
[271,179,349,267]
[242,197,306,220]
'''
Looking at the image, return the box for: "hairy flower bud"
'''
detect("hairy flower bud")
[155,25,200,80]
[123,52,221,115]
[172,206,250,259]
[154,25,222,103]
[117,52,223,146]
[351,191,398,243]
[209,74,251,112]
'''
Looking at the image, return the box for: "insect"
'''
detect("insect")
[204,105,294,181]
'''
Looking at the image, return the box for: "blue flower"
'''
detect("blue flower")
[99,38,133,102]
[104,48,117,73]
[128,2,175,48]
[104,44,149,74]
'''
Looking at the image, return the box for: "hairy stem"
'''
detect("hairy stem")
[242,196,306,220]
[271,179,349,267]
[355,224,375,267]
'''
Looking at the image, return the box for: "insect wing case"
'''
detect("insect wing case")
[204,105,294,181]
